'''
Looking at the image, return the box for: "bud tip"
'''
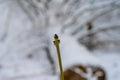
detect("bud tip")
[54,34,58,39]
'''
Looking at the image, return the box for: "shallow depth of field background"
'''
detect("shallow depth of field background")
[0,0,120,80]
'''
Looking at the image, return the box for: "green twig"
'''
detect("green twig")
[53,34,64,80]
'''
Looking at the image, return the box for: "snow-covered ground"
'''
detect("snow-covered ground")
[0,27,120,80]
[94,52,120,80]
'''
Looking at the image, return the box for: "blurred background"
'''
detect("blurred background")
[0,0,120,80]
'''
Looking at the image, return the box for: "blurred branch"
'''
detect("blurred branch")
[79,24,120,40]
[16,0,35,23]
[71,3,120,35]
[0,3,12,42]
[61,0,120,33]
[26,0,39,15]
[72,0,119,18]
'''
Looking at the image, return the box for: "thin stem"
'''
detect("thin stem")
[53,34,64,80]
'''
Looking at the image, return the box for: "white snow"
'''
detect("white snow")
[94,52,120,80]
[60,34,101,70]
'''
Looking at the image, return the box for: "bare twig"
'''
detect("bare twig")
[71,3,120,35]
[79,24,120,40]
[61,0,119,33]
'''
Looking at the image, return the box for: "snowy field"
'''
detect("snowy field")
[0,33,120,80]
[94,52,120,80]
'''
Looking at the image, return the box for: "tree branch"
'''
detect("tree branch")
[61,0,120,33]
[79,24,120,40]
[71,3,120,35]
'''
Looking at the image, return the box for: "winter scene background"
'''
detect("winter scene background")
[0,0,120,80]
